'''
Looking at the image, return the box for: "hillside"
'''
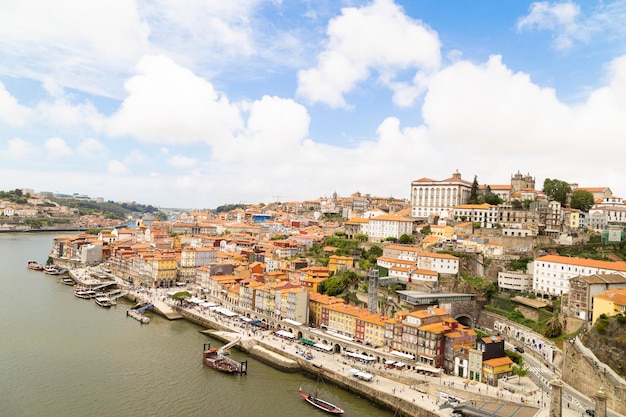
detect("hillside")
[583,314,626,377]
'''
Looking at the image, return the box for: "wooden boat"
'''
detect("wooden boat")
[27,261,44,271]
[202,339,247,374]
[299,375,344,414]
[299,390,344,414]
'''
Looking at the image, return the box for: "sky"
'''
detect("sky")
[1,0,626,209]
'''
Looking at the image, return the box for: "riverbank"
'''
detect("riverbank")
[65,266,547,417]
[123,287,546,417]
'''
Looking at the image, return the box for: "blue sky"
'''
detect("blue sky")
[1,0,626,209]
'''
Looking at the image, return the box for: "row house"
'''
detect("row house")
[273,285,309,324]
[323,303,387,345]
[564,273,626,322]
[204,274,241,300]
[239,279,263,311]
[468,336,506,383]
[533,254,626,298]
[443,320,477,376]
[452,203,499,228]
[309,292,344,328]
[378,248,459,276]
[384,314,406,351]
[180,247,218,283]
[397,307,449,365]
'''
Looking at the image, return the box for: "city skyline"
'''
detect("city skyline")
[1,0,626,208]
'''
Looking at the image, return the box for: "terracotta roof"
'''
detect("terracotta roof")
[595,288,626,306]
[535,255,626,272]
[483,356,513,367]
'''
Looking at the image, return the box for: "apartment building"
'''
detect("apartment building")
[533,255,626,298]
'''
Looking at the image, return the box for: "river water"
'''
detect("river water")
[0,232,392,417]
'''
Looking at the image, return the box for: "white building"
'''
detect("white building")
[588,196,626,231]
[367,215,413,242]
[410,170,472,219]
[532,254,626,298]
[452,203,499,228]
[498,271,533,293]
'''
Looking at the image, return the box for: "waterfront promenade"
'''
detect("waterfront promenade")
[68,266,603,417]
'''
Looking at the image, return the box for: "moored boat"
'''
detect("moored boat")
[44,265,68,275]
[95,296,114,307]
[27,261,44,271]
[61,277,75,285]
[299,374,344,414]
[202,339,247,374]
[74,288,97,299]
[299,390,345,414]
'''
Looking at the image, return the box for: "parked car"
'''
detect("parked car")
[586,409,595,417]
[515,346,524,353]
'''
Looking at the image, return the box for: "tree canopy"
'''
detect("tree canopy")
[469,176,480,204]
[570,189,595,212]
[542,178,572,206]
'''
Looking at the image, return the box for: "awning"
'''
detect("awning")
[394,362,405,368]
[356,371,373,381]
[385,359,396,365]
[283,318,302,326]
[251,319,262,325]
[239,316,252,322]
[300,338,316,346]
[390,350,415,360]
[314,343,333,351]
[275,330,295,339]
[344,351,374,361]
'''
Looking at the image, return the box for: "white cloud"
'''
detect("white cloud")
[108,160,130,175]
[0,82,32,126]
[296,0,441,108]
[5,138,36,159]
[77,138,106,157]
[44,137,73,158]
[107,55,243,144]
[515,1,626,51]
[0,0,150,97]
[168,155,198,169]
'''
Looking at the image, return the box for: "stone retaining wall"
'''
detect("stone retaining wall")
[562,339,626,414]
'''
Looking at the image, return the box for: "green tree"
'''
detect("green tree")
[355,233,368,242]
[469,175,480,204]
[570,189,595,212]
[420,226,431,235]
[512,360,529,384]
[542,178,572,207]
[171,291,191,305]
[398,234,414,244]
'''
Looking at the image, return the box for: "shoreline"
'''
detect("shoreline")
[65,266,546,417]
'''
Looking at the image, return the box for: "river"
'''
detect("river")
[0,232,393,417]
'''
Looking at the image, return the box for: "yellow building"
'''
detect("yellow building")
[328,255,354,274]
[482,356,514,386]
[592,288,626,324]
[308,292,344,328]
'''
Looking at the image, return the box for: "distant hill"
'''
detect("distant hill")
[50,197,163,220]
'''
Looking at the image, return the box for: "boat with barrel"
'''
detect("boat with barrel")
[202,338,247,374]
[299,375,344,414]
